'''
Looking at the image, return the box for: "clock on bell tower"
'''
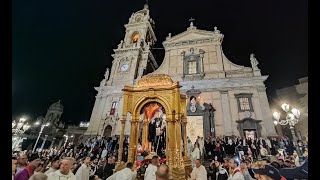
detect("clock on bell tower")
[105,3,159,86]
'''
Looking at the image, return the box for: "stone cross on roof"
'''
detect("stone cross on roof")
[189,17,195,27]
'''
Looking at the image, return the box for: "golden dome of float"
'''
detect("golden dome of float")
[137,74,174,87]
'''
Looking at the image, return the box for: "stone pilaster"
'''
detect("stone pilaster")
[257,87,278,136]
[220,90,233,135]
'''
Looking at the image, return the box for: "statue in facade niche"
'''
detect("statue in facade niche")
[250,53,259,70]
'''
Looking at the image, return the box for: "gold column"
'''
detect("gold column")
[183,116,188,158]
[128,118,138,163]
[142,117,149,151]
[133,118,140,165]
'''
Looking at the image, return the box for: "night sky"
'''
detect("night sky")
[12,0,308,124]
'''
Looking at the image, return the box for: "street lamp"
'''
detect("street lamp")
[32,116,50,153]
[273,103,301,156]
[12,117,30,151]
[63,134,73,147]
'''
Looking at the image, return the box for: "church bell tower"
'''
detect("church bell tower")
[85,3,159,137]
[106,3,158,86]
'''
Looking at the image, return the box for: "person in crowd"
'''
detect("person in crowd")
[191,143,200,167]
[106,162,137,180]
[14,154,41,180]
[208,158,217,180]
[189,159,207,180]
[187,139,193,158]
[16,154,28,174]
[292,151,300,167]
[75,156,92,180]
[227,157,244,180]
[89,158,99,180]
[240,161,253,180]
[155,164,169,180]
[252,164,284,180]
[101,156,116,180]
[144,156,159,180]
[259,145,268,159]
[95,157,106,179]
[12,156,18,180]
[47,157,76,180]
[44,156,60,174]
[214,157,229,180]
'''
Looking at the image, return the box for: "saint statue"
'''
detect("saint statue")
[189,96,197,113]
[142,103,166,156]
[105,68,110,80]
[250,53,259,70]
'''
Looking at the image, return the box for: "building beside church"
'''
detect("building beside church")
[275,77,308,140]
[25,100,66,150]
[85,4,277,142]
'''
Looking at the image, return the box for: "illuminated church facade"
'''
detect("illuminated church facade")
[85,4,277,142]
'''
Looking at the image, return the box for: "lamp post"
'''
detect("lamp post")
[12,117,30,151]
[40,135,48,151]
[63,135,73,147]
[273,103,301,156]
[50,137,56,149]
[32,117,50,153]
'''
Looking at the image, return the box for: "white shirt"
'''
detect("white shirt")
[45,167,57,175]
[107,168,137,180]
[227,167,244,180]
[75,163,90,180]
[47,170,76,180]
[144,164,158,180]
[101,149,108,158]
[191,147,200,160]
[188,165,207,180]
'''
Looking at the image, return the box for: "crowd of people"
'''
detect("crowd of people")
[12,134,308,180]
[189,135,308,167]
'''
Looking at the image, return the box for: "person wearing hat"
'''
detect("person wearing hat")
[14,153,41,180]
[214,157,229,180]
[252,164,286,180]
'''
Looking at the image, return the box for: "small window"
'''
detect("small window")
[188,61,197,74]
[239,97,251,111]
[131,33,139,44]
[235,94,254,112]
[110,101,118,115]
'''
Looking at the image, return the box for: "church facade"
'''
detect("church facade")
[84,4,277,141]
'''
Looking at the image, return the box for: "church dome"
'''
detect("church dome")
[48,100,64,112]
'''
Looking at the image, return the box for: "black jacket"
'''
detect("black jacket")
[102,163,115,180]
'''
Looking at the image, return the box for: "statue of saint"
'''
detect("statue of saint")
[146,109,166,156]
[250,53,259,70]
[105,68,110,80]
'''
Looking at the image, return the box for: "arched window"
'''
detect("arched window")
[131,33,139,44]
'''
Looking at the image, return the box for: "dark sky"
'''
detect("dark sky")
[12,0,308,124]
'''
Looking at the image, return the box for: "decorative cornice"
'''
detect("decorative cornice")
[163,38,217,49]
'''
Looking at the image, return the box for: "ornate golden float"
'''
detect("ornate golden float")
[115,74,192,179]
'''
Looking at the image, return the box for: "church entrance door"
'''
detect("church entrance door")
[103,125,112,138]
[243,129,257,140]
[186,116,203,144]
